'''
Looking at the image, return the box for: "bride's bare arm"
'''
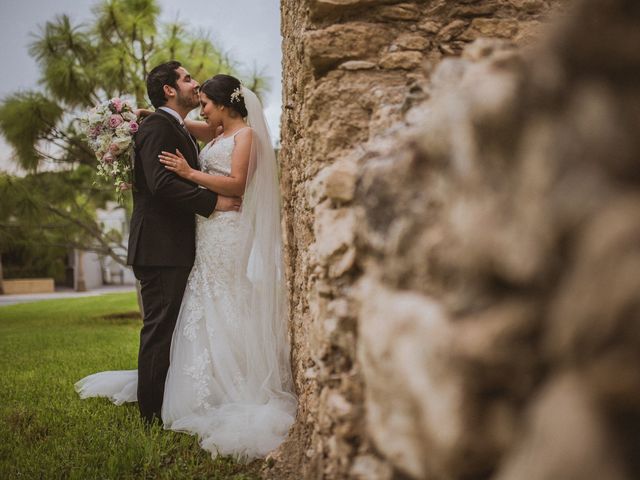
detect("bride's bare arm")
[158,128,252,197]
[184,118,216,143]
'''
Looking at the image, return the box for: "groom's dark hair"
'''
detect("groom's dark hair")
[146,61,182,109]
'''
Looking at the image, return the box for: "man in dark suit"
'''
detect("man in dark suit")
[127,60,240,423]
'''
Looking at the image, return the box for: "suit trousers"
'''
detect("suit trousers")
[133,265,191,423]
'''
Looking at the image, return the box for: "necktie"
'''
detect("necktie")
[180,122,199,155]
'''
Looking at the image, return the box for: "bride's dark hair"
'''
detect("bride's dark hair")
[200,74,248,118]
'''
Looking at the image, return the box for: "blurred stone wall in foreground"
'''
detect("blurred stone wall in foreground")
[269,0,640,478]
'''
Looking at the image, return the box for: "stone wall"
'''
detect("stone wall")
[271,0,579,479]
[355,0,640,477]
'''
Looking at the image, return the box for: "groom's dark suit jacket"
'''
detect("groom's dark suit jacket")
[127,109,217,266]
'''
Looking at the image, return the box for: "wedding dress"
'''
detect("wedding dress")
[76,88,297,461]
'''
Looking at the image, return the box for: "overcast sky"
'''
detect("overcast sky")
[0,0,281,173]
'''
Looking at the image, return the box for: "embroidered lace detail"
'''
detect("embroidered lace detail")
[183,353,212,409]
[174,135,249,415]
[232,370,245,388]
[182,294,204,341]
[199,135,235,175]
[186,136,243,301]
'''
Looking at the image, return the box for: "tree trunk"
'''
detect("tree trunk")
[75,249,87,292]
[0,253,4,295]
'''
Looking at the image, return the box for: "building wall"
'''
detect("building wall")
[75,201,136,290]
[80,251,103,290]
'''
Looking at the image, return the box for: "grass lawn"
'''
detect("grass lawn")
[0,293,262,479]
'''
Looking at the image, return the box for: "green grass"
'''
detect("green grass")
[0,293,263,479]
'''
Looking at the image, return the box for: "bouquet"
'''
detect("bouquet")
[80,98,139,202]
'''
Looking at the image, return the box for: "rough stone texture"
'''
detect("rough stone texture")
[269,0,596,478]
[354,0,640,479]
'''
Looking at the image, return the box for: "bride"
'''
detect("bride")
[76,74,297,460]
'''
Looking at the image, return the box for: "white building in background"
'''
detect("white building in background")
[72,201,135,291]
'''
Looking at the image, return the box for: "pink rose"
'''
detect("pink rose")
[109,143,120,154]
[103,152,114,164]
[129,121,139,133]
[111,98,123,112]
[109,114,123,128]
[118,182,131,191]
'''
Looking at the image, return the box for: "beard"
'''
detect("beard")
[176,89,200,110]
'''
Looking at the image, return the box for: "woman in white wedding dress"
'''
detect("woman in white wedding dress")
[76,74,297,460]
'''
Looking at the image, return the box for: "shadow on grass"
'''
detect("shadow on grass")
[5,407,50,444]
[97,311,142,324]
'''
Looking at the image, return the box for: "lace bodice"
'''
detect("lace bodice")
[199,133,243,176]
[190,133,243,299]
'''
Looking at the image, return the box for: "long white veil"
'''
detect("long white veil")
[233,86,295,400]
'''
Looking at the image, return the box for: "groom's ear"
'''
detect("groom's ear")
[163,84,176,100]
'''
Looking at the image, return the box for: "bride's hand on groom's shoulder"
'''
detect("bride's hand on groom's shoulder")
[134,107,154,122]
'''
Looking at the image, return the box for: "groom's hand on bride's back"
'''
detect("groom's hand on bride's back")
[214,195,242,212]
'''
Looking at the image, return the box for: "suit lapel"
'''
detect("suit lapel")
[156,110,200,168]
[189,133,200,154]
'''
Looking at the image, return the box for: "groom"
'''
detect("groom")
[127,61,240,423]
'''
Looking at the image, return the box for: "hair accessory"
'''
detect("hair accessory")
[230,87,243,104]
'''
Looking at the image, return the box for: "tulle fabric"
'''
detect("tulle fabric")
[74,364,295,459]
[75,370,137,406]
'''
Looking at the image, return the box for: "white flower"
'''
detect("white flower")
[122,111,137,122]
[87,110,103,127]
[116,122,131,136]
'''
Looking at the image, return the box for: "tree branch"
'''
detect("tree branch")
[43,203,127,266]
